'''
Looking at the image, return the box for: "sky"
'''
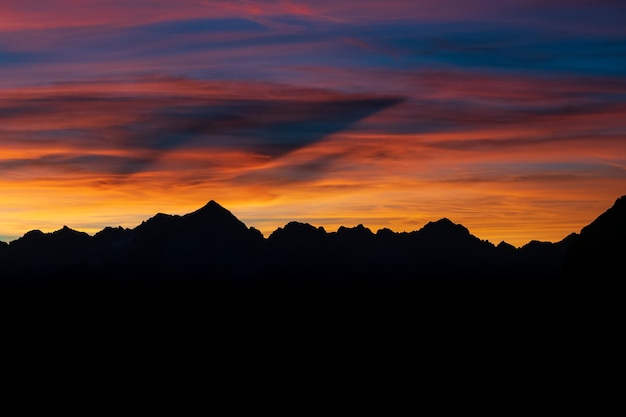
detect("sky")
[1,0,625,247]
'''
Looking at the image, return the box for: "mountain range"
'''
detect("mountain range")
[2,196,623,289]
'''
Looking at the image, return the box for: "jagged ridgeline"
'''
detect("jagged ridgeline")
[1,197,624,284]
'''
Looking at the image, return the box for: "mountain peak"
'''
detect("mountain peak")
[181,200,249,233]
[55,225,84,235]
[421,218,468,234]
[497,241,516,251]
[580,194,626,236]
[188,200,230,217]
[52,226,91,239]
[336,224,374,238]
[205,200,222,208]
[562,195,626,277]
[268,221,326,244]
[24,229,45,237]
[613,195,626,209]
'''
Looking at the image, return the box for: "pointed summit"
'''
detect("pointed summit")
[183,200,248,232]
[53,225,89,237]
[188,200,230,217]
[132,199,253,245]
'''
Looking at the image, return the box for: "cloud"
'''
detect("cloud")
[0,154,152,175]
[122,96,402,153]
[233,152,351,187]
[1,1,624,95]
[0,78,403,176]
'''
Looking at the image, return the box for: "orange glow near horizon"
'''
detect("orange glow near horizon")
[0,164,620,248]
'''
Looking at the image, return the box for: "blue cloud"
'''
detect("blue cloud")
[0,50,37,66]
[132,18,267,36]
[121,96,404,158]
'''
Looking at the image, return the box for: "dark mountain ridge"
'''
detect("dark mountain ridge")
[562,195,626,279]
[1,196,623,287]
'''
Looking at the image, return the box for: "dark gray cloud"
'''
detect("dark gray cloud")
[0,89,403,175]
[0,154,152,175]
[115,96,402,173]
[127,97,403,152]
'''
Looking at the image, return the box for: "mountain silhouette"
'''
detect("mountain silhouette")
[124,200,264,280]
[1,196,623,289]
[562,195,626,279]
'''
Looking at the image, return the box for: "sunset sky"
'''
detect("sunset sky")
[1,0,625,246]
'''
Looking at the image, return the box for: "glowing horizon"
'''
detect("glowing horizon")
[1,0,625,247]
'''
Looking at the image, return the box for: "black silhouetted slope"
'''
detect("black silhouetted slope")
[562,195,626,279]
[92,226,133,246]
[98,200,265,280]
[267,222,329,279]
[404,219,497,278]
[264,217,566,281]
[0,240,7,263]
[5,226,92,278]
[1,201,265,283]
